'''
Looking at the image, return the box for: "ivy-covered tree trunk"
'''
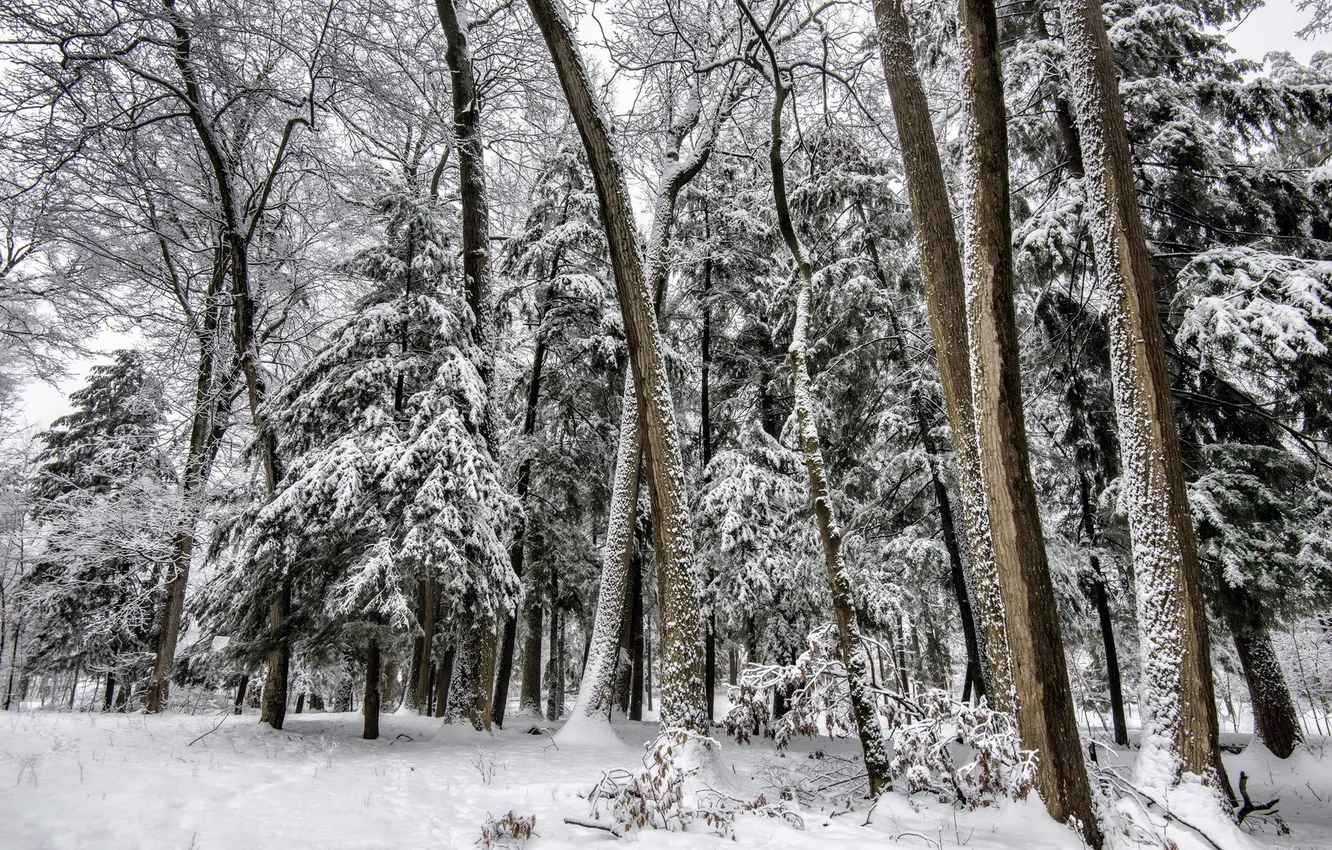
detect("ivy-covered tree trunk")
[527,0,707,733]
[872,0,1011,702]
[739,1,891,794]
[1222,583,1302,758]
[1059,0,1228,793]
[957,0,1099,842]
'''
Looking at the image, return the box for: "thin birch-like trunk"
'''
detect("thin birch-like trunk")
[738,0,891,793]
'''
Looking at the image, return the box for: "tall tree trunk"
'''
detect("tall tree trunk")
[445,636,488,729]
[1079,472,1129,746]
[411,580,438,712]
[363,638,381,740]
[701,227,716,722]
[436,0,506,732]
[146,250,234,713]
[546,600,562,720]
[628,546,645,721]
[872,0,1012,702]
[434,647,454,718]
[861,209,986,702]
[518,575,544,715]
[738,1,890,793]
[565,374,642,728]
[956,0,1099,841]
[528,0,708,733]
[1222,584,1301,758]
[103,671,116,713]
[1059,0,1228,794]
[233,675,248,715]
[1088,562,1128,745]
[492,334,546,728]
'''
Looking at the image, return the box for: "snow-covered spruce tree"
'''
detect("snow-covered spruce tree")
[498,142,621,724]
[212,188,517,737]
[21,351,176,707]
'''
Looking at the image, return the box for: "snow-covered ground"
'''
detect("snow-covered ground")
[0,708,1327,850]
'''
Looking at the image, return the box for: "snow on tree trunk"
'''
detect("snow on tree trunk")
[146,253,232,713]
[871,0,1012,704]
[1222,583,1302,759]
[561,374,642,740]
[1058,0,1228,795]
[957,0,1099,842]
[738,2,892,793]
[527,0,707,734]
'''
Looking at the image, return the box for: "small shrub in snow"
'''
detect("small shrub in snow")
[723,625,855,747]
[477,811,535,849]
[886,689,1036,808]
[581,730,803,837]
[724,624,1036,808]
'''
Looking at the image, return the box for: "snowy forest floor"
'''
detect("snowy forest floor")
[1,709,1328,850]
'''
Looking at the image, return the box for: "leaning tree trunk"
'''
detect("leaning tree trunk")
[146,249,234,713]
[437,0,503,732]
[956,0,1099,842]
[738,2,891,793]
[562,373,643,731]
[872,0,1011,703]
[1059,0,1228,793]
[1079,472,1129,746]
[1222,584,1302,759]
[529,0,711,733]
[562,86,731,736]
[861,209,986,702]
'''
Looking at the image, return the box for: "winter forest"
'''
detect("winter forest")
[0,0,1330,847]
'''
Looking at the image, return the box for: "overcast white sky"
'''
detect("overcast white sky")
[9,0,1327,437]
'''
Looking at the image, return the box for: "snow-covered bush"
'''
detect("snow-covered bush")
[886,689,1036,808]
[477,811,534,849]
[580,730,803,837]
[725,625,1036,807]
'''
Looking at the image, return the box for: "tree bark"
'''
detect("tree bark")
[435,0,506,732]
[872,0,1012,702]
[527,0,707,733]
[738,0,891,793]
[363,638,381,740]
[492,331,546,728]
[862,209,986,702]
[146,248,234,713]
[103,671,116,713]
[1222,584,1301,758]
[411,580,438,712]
[1059,0,1228,793]
[233,675,248,715]
[434,647,454,718]
[546,599,562,720]
[518,575,544,715]
[956,0,1099,841]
